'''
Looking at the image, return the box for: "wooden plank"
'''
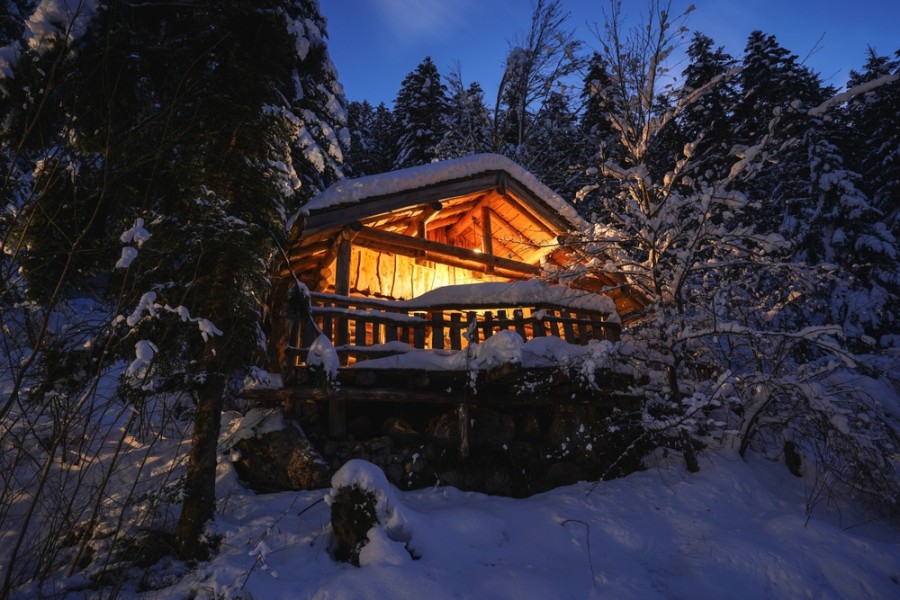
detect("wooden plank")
[431,311,445,350]
[532,311,546,337]
[497,309,510,331]
[561,309,576,343]
[575,312,587,344]
[480,311,494,341]
[513,308,527,340]
[355,315,368,346]
[465,311,478,345]
[402,201,442,237]
[590,313,604,341]
[413,313,426,348]
[449,312,463,351]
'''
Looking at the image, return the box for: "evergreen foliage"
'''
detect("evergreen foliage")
[435,71,492,160]
[392,56,448,169]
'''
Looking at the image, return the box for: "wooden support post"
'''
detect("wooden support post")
[547,310,561,337]
[335,237,351,350]
[315,223,362,290]
[481,206,494,273]
[355,316,367,346]
[465,312,478,345]
[329,396,346,438]
[458,402,470,459]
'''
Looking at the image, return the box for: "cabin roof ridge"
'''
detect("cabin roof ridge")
[300,153,587,230]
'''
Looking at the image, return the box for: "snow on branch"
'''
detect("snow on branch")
[121,292,223,341]
[808,74,899,117]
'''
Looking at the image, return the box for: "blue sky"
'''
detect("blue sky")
[320,0,899,106]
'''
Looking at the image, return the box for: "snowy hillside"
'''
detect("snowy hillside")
[139,449,899,600]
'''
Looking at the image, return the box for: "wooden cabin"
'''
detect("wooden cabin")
[268,153,644,366]
[263,154,645,438]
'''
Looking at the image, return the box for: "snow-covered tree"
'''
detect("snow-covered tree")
[0,0,348,582]
[846,51,900,310]
[284,0,349,206]
[435,68,492,160]
[520,91,581,198]
[573,1,899,507]
[346,100,397,176]
[392,56,448,169]
[678,32,739,186]
[491,0,584,158]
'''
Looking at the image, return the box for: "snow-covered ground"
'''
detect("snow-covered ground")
[143,448,899,600]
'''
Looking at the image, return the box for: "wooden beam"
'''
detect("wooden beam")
[480,205,494,255]
[504,177,579,232]
[335,236,352,296]
[303,175,500,236]
[401,201,442,237]
[496,190,560,240]
[311,222,363,286]
[446,193,493,241]
[481,205,494,273]
[354,226,541,277]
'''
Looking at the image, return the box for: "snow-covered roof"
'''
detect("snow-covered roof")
[304,153,587,230]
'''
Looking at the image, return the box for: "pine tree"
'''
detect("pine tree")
[284,0,349,206]
[435,71,491,160]
[392,56,448,169]
[679,32,739,185]
[345,100,396,176]
[839,48,900,343]
[734,31,826,145]
[0,0,347,570]
[491,0,583,158]
[733,31,829,234]
[521,91,580,198]
[345,100,375,175]
[579,52,622,166]
[573,52,623,217]
[847,49,900,243]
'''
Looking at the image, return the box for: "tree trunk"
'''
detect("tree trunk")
[175,368,226,561]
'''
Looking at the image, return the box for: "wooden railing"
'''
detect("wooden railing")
[286,291,620,367]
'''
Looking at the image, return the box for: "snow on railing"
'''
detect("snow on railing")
[284,290,620,369]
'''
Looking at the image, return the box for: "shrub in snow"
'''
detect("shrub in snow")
[326,459,416,566]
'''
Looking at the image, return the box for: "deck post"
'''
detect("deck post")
[457,402,470,458]
[481,206,494,273]
[335,236,352,367]
[328,395,346,438]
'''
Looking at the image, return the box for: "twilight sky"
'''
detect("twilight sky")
[320,0,899,106]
